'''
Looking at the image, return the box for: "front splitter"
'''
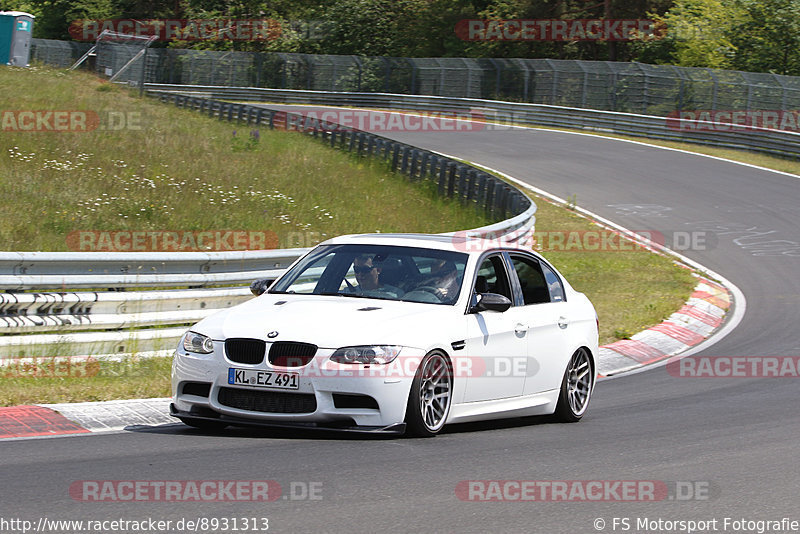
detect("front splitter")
[170,404,406,435]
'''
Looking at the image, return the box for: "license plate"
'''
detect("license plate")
[228,368,299,390]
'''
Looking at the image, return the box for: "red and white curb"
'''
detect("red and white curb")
[0,398,172,439]
[598,276,731,377]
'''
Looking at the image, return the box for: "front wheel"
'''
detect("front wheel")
[553,348,594,422]
[405,351,453,437]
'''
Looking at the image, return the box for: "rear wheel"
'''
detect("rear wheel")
[405,351,452,437]
[553,348,594,422]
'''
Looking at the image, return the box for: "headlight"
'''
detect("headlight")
[330,345,401,365]
[182,331,215,354]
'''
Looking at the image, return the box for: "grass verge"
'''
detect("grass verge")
[0,65,490,251]
[1,356,172,406]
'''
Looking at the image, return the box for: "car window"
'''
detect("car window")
[510,255,551,305]
[475,255,512,300]
[540,261,565,302]
[270,244,468,305]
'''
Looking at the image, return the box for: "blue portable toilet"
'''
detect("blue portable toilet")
[0,11,35,66]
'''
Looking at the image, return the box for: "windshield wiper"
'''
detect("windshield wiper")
[318,291,367,298]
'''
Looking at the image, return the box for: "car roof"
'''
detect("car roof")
[320,233,541,258]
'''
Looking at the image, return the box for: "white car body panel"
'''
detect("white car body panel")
[171,233,599,434]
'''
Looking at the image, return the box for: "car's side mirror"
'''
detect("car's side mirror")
[250,278,274,296]
[470,292,512,313]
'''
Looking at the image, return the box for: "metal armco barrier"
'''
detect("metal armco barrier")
[144,84,800,159]
[1,95,535,360]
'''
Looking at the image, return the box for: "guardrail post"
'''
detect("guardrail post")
[391,144,400,169]
[428,155,438,180]
[348,131,357,152]
[476,172,487,209]
[355,132,364,154]
[409,150,419,179]
[401,148,411,175]
[458,167,469,203]
[447,164,458,198]
[419,152,430,179]
[465,169,477,202]
[485,177,496,215]
[494,183,507,219]
[509,192,521,216]
[227,104,234,122]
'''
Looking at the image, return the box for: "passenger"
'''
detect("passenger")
[428,259,459,301]
[406,259,460,303]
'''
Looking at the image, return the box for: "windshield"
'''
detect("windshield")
[270,244,468,305]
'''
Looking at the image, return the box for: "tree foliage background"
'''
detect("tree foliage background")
[4,0,799,75]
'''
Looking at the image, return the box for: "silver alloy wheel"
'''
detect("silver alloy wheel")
[418,352,452,431]
[567,348,592,416]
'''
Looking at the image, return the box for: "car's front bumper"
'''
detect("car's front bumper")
[169,404,407,434]
[172,344,422,430]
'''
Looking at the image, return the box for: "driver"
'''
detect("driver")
[347,254,403,298]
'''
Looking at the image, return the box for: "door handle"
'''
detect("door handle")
[514,323,528,335]
[558,316,570,329]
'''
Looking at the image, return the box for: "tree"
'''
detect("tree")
[728,0,800,75]
[632,0,740,68]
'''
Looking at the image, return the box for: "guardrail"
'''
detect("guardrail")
[144,84,800,160]
[1,94,535,360]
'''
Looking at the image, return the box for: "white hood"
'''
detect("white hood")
[190,293,464,349]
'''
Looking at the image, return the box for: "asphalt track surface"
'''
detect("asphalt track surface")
[2,110,799,534]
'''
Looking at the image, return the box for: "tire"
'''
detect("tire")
[553,348,594,422]
[178,417,228,432]
[405,351,453,437]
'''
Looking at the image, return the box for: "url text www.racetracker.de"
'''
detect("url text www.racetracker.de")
[0,516,270,533]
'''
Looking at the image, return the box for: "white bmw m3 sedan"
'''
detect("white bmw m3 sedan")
[171,233,598,437]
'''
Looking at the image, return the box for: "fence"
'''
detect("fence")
[0,94,535,359]
[30,38,800,118]
[144,84,800,159]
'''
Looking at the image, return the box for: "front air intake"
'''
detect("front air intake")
[218,387,317,414]
[225,338,266,365]
[268,341,317,367]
